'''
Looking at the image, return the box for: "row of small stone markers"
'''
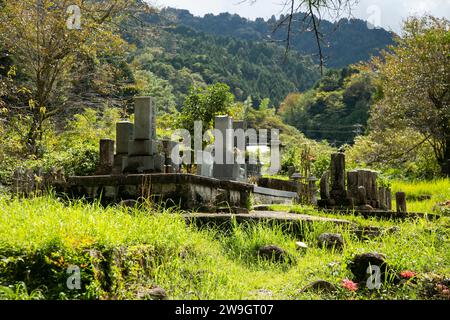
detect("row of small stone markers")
[318,153,407,213]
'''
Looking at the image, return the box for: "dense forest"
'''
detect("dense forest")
[159,8,396,68]
[124,23,321,109]
[118,7,395,109]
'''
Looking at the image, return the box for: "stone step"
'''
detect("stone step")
[252,205,276,211]
[184,211,352,235]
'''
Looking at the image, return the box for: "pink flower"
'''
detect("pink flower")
[342,279,359,292]
[400,270,417,279]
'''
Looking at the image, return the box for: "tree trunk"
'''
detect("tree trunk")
[441,136,450,177]
[26,111,44,157]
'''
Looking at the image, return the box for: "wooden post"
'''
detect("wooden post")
[396,192,407,213]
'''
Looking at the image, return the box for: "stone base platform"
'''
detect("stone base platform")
[57,174,299,210]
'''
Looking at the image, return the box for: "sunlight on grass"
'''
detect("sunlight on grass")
[392,179,450,213]
[0,195,449,300]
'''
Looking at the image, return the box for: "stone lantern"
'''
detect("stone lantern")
[290,172,303,182]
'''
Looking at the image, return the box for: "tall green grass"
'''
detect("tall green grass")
[0,195,449,300]
[391,179,450,213]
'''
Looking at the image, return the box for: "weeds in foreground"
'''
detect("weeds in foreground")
[0,186,449,300]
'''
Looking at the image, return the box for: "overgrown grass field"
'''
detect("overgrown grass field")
[0,180,449,300]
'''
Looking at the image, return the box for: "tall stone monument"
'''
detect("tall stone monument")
[122,97,164,173]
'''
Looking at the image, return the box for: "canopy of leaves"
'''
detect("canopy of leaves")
[366,16,450,175]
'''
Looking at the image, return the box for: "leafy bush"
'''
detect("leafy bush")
[0,107,121,183]
[347,129,441,180]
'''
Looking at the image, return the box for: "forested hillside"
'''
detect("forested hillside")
[279,67,377,145]
[124,14,321,108]
[160,8,396,68]
[119,6,395,109]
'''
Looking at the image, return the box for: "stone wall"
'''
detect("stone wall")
[58,173,300,210]
[64,173,253,210]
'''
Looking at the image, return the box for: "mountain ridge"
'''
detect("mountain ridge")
[159,7,396,68]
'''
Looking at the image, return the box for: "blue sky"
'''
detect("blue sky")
[150,0,450,33]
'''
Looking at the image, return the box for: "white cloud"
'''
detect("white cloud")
[150,0,450,33]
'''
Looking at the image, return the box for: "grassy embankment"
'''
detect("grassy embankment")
[0,180,449,300]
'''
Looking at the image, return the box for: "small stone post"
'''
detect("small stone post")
[99,139,115,175]
[320,171,330,200]
[308,176,319,205]
[114,121,134,174]
[357,186,367,206]
[347,171,358,200]
[386,189,392,211]
[330,153,346,202]
[396,192,407,213]
[378,187,386,210]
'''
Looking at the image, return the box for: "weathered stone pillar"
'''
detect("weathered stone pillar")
[123,97,160,173]
[396,192,407,213]
[308,176,319,205]
[25,168,34,195]
[379,187,387,210]
[98,139,115,175]
[320,171,330,200]
[369,171,378,201]
[347,171,358,200]
[114,121,134,174]
[213,115,240,181]
[357,186,367,206]
[134,97,156,141]
[386,189,392,211]
[330,153,346,201]
[116,121,134,155]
